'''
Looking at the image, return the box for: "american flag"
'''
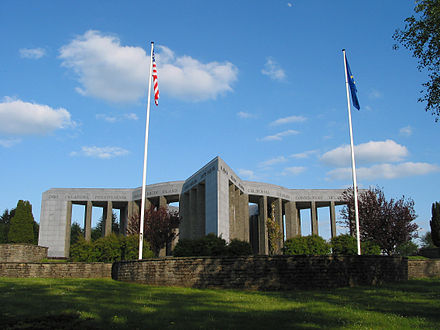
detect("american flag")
[152,50,159,106]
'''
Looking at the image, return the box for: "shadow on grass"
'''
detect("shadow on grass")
[0,278,439,329]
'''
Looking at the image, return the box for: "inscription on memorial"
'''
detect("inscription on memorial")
[183,164,216,191]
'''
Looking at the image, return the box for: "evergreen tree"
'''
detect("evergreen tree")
[8,200,35,244]
[0,208,15,243]
[430,202,440,247]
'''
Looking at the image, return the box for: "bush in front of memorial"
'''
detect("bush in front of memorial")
[173,233,253,257]
[283,235,331,256]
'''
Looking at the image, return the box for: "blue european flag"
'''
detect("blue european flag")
[345,55,360,110]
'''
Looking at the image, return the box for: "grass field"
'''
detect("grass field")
[0,278,439,329]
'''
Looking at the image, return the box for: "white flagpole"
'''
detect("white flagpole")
[343,49,361,255]
[139,41,155,260]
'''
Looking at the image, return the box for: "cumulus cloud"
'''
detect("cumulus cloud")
[59,31,238,103]
[70,146,129,159]
[282,166,306,176]
[270,115,306,126]
[261,57,286,81]
[326,162,440,181]
[0,97,73,135]
[157,45,238,101]
[258,156,288,167]
[321,140,408,167]
[19,47,46,59]
[260,129,299,141]
[399,125,413,137]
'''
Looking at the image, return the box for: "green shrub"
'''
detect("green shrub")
[396,241,419,257]
[173,234,252,257]
[283,235,330,255]
[226,239,253,256]
[69,234,153,262]
[362,240,381,255]
[331,234,381,255]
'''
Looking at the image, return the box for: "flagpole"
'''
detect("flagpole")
[343,49,361,255]
[138,41,154,260]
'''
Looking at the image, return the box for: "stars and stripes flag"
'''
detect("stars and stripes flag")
[152,50,159,106]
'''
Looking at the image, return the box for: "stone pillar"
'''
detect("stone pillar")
[159,196,167,209]
[311,201,318,235]
[258,196,268,255]
[64,201,72,257]
[104,201,113,237]
[189,188,197,239]
[297,207,302,236]
[144,198,152,212]
[229,184,236,240]
[273,198,283,252]
[240,192,249,242]
[330,201,336,238]
[196,184,206,238]
[84,201,92,241]
[180,192,190,239]
[285,201,298,239]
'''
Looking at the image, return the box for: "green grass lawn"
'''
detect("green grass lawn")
[0,278,439,329]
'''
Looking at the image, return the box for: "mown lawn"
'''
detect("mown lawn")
[0,277,439,329]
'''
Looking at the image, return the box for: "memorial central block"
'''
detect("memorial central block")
[39,156,351,257]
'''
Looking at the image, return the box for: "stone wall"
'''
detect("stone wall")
[408,259,440,279]
[0,262,112,278]
[112,255,408,290]
[0,244,48,262]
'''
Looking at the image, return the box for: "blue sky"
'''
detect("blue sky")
[1,1,439,241]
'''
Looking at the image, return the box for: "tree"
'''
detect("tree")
[0,208,15,243]
[430,201,440,246]
[283,235,330,255]
[70,222,84,246]
[8,200,35,244]
[91,212,120,241]
[340,187,418,255]
[127,206,181,257]
[420,231,435,248]
[393,0,440,121]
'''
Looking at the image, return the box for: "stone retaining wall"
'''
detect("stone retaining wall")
[0,244,48,262]
[408,259,440,279]
[112,255,408,290]
[0,262,112,278]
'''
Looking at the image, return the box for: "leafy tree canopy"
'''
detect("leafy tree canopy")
[340,187,418,255]
[430,201,440,246]
[8,200,35,244]
[393,0,440,121]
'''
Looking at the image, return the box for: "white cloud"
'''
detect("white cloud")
[96,113,138,122]
[321,140,408,167]
[282,166,306,176]
[238,169,258,180]
[59,30,149,103]
[270,115,306,126]
[287,2,293,7]
[261,57,286,81]
[290,150,318,159]
[237,111,256,119]
[258,156,288,167]
[157,45,238,102]
[260,129,299,141]
[59,31,238,103]
[19,47,46,59]
[0,138,21,148]
[70,146,129,159]
[326,162,440,181]
[0,97,73,135]
[399,125,413,137]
